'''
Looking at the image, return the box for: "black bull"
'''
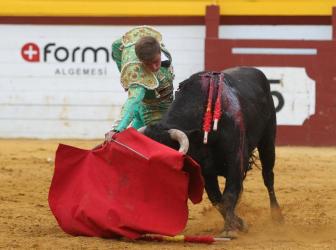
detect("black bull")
[144,67,284,236]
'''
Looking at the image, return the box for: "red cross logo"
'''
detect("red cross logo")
[21,43,40,62]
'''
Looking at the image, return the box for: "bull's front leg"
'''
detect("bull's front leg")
[203,173,222,205]
[217,153,248,238]
[201,152,222,205]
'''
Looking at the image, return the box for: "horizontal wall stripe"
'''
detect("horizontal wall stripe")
[0,15,332,25]
[0,0,335,17]
[220,25,332,40]
[231,47,318,55]
[0,118,111,121]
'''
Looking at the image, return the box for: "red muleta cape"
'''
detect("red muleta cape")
[48,128,204,239]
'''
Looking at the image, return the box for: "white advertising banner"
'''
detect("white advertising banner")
[0,24,205,138]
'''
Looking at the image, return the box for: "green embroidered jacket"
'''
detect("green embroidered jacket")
[111,26,174,132]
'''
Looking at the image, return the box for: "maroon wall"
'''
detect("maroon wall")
[205,5,336,146]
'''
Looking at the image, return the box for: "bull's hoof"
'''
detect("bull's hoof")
[238,218,249,232]
[271,207,284,224]
[218,230,238,239]
[223,216,248,235]
[231,215,248,232]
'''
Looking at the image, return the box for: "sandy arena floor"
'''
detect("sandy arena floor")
[0,139,335,249]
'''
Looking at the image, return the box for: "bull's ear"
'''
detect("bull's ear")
[186,129,203,142]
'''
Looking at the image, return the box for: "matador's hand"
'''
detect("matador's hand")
[105,130,118,142]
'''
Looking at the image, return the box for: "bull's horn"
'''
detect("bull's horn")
[138,126,147,134]
[168,129,189,155]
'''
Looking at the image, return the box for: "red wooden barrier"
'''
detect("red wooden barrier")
[205,5,336,146]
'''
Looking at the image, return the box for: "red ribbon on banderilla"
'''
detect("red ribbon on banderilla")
[202,72,225,144]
